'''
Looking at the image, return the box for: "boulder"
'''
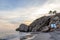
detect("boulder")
[16,24,28,32]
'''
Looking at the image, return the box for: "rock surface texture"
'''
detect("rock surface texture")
[16,24,28,32]
[16,13,60,32]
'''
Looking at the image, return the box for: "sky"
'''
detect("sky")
[0,0,60,25]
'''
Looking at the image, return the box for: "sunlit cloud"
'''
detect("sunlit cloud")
[0,0,60,25]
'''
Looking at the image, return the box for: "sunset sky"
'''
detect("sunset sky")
[0,0,60,25]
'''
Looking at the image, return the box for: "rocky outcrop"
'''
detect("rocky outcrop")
[28,16,51,32]
[16,13,60,32]
[16,16,51,32]
[16,24,28,32]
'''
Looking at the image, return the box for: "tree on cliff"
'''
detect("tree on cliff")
[53,10,57,14]
[49,10,57,15]
[49,10,52,14]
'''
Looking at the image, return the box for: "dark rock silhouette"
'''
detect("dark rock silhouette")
[16,13,60,32]
[16,24,28,32]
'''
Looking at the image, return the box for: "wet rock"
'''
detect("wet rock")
[16,24,28,32]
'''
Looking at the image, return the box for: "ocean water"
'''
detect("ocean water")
[0,26,37,40]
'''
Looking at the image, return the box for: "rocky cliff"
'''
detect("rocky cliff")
[16,13,60,32]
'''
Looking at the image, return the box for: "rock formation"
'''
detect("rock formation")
[16,24,28,32]
[16,13,60,32]
[28,16,51,32]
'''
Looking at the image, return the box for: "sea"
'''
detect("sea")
[0,25,37,40]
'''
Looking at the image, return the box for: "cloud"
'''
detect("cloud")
[0,0,60,24]
[43,0,60,11]
[0,7,41,23]
[0,0,47,11]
